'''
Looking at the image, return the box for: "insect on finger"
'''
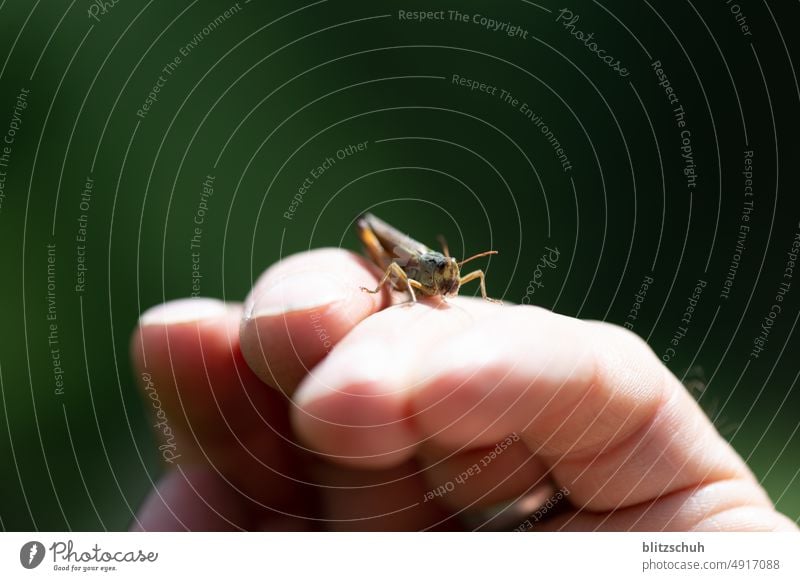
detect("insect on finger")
[356,213,500,303]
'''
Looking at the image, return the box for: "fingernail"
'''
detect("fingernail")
[139,298,229,326]
[251,272,348,318]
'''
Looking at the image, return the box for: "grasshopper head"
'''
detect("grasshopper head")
[432,255,461,297]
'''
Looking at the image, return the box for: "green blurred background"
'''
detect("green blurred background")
[0,0,798,530]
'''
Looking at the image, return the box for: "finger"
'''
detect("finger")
[418,440,549,512]
[132,467,256,531]
[292,299,758,514]
[291,298,500,468]
[240,248,388,395]
[309,460,454,531]
[528,479,796,531]
[131,298,302,511]
[132,467,315,531]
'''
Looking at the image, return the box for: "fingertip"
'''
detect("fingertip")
[138,297,231,327]
[240,248,386,394]
[130,298,239,377]
[243,248,384,320]
[292,379,418,470]
[129,297,290,472]
[289,337,420,469]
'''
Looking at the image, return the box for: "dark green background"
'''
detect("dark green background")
[0,0,798,530]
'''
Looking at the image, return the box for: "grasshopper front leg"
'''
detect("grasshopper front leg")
[459,269,501,303]
[361,261,421,302]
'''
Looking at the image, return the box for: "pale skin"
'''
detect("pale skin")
[130,248,798,531]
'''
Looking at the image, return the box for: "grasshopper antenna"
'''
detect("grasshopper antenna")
[458,250,498,267]
[437,234,451,258]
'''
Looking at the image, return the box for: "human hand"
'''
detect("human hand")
[130,248,797,531]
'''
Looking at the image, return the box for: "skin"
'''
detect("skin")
[129,248,798,532]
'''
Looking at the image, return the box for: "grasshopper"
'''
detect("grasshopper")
[356,213,500,303]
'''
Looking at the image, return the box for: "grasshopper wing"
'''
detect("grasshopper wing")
[357,213,429,269]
